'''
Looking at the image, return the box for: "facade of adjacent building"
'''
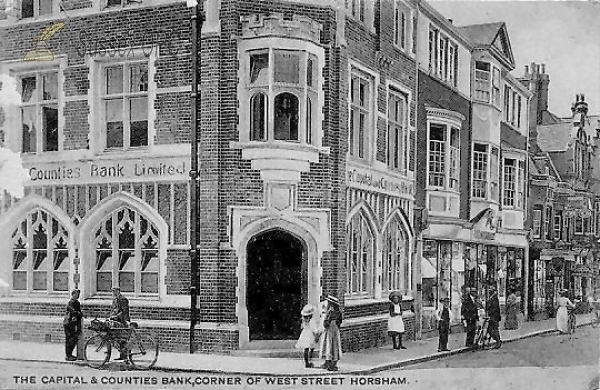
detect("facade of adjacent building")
[522,62,600,319]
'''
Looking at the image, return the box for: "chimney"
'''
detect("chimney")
[524,64,529,75]
[541,64,545,74]
[538,63,549,114]
[573,93,588,117]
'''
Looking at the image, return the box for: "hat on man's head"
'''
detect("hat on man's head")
[301,304,315,316]
[325,295,340,305]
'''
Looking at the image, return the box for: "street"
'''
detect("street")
[1,328,598,390]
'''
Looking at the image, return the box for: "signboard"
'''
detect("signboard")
[346,166,413,197]
[24,156,189,185]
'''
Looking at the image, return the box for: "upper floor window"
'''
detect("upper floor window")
[394,1,410,51]
[532,208,542,239]
[428,123,460,190]
[504,86,523,129]
[12,209,70,293]
[94,207,160,296]
[246,50,317,145]
[428,27,458,87]
[472,143,499,201]
[102,61,149,150]
[545,206,552,240]
[19,71,59,154]
[502,158,525,209]
[387,89,408,172]
[554,211,562,241]
[474,61,490,103]
[349,69,373,160]
[347,212,374,298]
[21,0,55,19]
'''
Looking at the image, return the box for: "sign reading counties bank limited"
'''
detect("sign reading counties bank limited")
[25,156,188,185]
[346,165,414,197]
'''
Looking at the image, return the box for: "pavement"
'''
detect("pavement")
[0,313,592,376]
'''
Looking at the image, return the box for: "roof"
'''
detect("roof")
[457,22,505,47]
[536,123,572,152]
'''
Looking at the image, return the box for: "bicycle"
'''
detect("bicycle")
[84,319,159,370]
[474,316,493,350]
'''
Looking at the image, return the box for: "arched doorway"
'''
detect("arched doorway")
[246,229,306,340]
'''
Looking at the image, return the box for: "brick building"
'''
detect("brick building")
[0,0,195,352]
[0,0,422,352]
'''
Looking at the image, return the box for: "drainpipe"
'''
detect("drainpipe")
[413,0,422,340]
[189,2,204,355]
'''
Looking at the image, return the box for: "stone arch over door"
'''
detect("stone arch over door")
[78,191,168,300]
[235,217,323,348]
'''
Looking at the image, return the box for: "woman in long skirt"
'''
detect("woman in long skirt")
[504,288,519,330]
[319,295,343,371]
[556,289,575,333]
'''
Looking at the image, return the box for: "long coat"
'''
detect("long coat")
[319,308,343,361]
[486,293,501,323]
[504,293,519,329]
[461,295,478,322]
[64,298,83,333]
[110,295,130,324]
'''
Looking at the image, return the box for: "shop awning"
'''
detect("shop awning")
[540,249,575,262]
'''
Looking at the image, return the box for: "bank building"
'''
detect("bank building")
[0,0,531,353]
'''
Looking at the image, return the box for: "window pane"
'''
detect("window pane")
[130,97,148,147]
[53,272,69,291]
[250,53,269,84]
[274,93,299,140]
[141,273,158,293]
[22,106,37,153]
[130,63,149,92]
[21,77,37,103]
[107,0,122,7]
[33,271,47,290]
[42,106,59,151]
[106,99,123,148]
[119,272,135,292]
[41,72,58,100]
[13,272,27,290]
[97,272,112,292]
[106,66,123,94]
[274,51,300,84]
[307,57,315,88]
[39,0,53,15]
[21,0,34,18]
[250,93,266,141]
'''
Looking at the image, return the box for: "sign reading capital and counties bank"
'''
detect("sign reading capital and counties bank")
[25,156,188,185]
[346,164,414,197]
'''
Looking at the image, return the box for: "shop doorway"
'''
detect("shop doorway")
[246,229,306,340]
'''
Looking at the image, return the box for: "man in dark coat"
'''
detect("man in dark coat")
[486,286,502,349]
[110,286,130,360]
[63,289,83,361]
[461,287,479,348]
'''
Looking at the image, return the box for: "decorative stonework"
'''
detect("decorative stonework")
[240,13,322,44]
[426,107,466,124]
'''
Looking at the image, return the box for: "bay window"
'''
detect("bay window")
[246,49,318,145]
[428,123,460,190]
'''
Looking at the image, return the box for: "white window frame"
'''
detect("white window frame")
[387,88,408,173]
[382,219,409,294]
[554,212,562,241]
[474,61,491,103]
[345,0,374,29]
[394,1,410,51]
[472,143,489,199]
[502,158,517,207]
[427,122,460,191]
[532,209,542,239]
[427,26,459,87]
[17,69,61,154]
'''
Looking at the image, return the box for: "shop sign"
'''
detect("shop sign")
[346,167,413,196]
[24,156,189,185]
[572,265,593,276]
[472,229,495,241]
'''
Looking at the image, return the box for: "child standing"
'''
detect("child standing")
[436,297,454,352]
[388,291,407,350]
[295,304,320,368]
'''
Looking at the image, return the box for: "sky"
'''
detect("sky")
[429,0,600,118]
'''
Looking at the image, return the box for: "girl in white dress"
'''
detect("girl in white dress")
[556,289,575,333]
[388,291,407,349]
[295,304,321,368]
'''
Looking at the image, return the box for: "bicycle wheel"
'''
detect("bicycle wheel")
[128,334,159,370]
[592,314,600,328]
[84,335,111,369]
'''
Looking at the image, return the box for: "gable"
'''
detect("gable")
[490,25,515,68]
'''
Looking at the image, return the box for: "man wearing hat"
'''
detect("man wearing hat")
[435,297,453,352]
[110,285,130,360]
[461,287,479,348]
[63,289,83,361]
[485,286,502,349]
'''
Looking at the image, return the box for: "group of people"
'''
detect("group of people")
[295,295,343,371]
[62,285,130,361]
[458,286,503,350]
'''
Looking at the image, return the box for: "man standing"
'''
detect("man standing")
[486,286,502,349]
[110,286,130,360]
[436,297,453,352]
[64,289,83,361]
[461,287,479,348]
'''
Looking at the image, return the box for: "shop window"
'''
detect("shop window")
[102,62,149,150]
[11,209,70,294]
[346,212,374,298]
[93,207,160,296]
[19,71,60,154]
[382,220,409,294]
[387,89,408,173]
[421,240,438,308]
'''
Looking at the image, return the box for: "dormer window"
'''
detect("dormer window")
[244,49,318,145]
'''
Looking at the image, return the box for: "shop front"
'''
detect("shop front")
[540,249,575,318]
